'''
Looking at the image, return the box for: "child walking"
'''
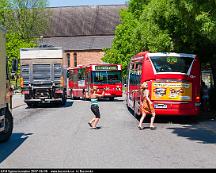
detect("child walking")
[86,86,105,129]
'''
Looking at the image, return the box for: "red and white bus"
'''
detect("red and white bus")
[126,51,201,116]
[67,64,123,100]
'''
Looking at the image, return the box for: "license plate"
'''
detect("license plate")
[154,104,167,109]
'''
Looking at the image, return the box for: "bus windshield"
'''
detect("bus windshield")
[150,56,194,73]
[92,71,122,84]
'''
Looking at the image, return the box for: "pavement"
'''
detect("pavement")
[11,92,216,132]
[12,93,26,109]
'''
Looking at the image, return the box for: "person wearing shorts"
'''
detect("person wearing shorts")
[86,86,105,129]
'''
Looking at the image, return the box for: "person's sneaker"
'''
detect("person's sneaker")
[150,126,157,130]
[88,122,92,127]
[138,126,143,130]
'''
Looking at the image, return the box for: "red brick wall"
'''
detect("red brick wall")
[65,50,105,68]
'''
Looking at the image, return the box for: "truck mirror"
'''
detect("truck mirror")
[12,59,18,73]
[67,70,69,78]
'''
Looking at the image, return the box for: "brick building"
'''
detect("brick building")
[42,4,127,68]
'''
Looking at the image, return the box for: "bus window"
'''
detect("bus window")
[107,71,122,84]
[78,68,85,80]
[150,56,193,73]
[92,71,108,84]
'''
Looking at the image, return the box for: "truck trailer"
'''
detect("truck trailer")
[0,26,13,142]
[20,47,67,107]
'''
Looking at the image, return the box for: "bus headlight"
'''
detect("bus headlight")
[115,85,121,91]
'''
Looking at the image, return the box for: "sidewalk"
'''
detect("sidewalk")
[12,93,26,109]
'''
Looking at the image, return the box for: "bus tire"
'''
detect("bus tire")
[133,100,139,119]
[109,97,114,101]
[0,108,13,143]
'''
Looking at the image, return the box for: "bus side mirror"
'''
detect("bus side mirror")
[12,59,18,73]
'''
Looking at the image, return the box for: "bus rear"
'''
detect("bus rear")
[67,66,86,99]
[127,52,201,116]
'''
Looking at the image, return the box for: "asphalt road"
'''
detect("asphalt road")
[0,96,216,168]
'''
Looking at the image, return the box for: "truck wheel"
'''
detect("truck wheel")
[27,103,34,108]
[0,109,13,143]
[61,93,66,105]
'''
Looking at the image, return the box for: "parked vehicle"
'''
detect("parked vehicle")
[67,64,123,100]
[126,51,201,116]
[0,26,15,142]
[20,47,67,107]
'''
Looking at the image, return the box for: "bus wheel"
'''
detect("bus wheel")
[133,101,140,119]
[109,97,114,101]
[0,109,13,143]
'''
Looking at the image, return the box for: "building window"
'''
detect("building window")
[74,52,77,67]
[67,53,70,67]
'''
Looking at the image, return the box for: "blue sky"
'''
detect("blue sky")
[48,0,127,7]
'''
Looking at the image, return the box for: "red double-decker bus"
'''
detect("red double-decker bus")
[67,64,123,100]
[126,51,201,116]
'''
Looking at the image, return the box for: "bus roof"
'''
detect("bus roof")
[134,52,196,58]
[87,63,120,66]
[148,52,196,58]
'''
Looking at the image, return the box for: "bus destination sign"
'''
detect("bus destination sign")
[95,66,118,71]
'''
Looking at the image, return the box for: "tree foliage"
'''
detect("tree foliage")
[0,0,49,74]
[103,0,216,80]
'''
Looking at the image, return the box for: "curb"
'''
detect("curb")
[12,103,26,109]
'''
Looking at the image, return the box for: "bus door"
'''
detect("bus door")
[86,71,91,95]
[127,61,142,110]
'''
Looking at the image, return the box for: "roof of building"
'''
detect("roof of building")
[42,35,114,51]
[44,4,127,37]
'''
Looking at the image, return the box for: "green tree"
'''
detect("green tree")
[0,0,49,76]
[103,0,216,83]
[103,9,140,76]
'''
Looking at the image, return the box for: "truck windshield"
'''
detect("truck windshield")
[150,56,194,73]
[92,71,122,84]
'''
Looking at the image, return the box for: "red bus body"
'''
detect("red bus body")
[67,64,123,100]
[126,52,201,116]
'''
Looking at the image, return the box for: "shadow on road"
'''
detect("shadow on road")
[79,98,124,102]
[0,133,33,163]
[167,125,216,144]
[25,101,74,109]
[127,105,216,144]
[98,98,124,102]
[127,104,215,124]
